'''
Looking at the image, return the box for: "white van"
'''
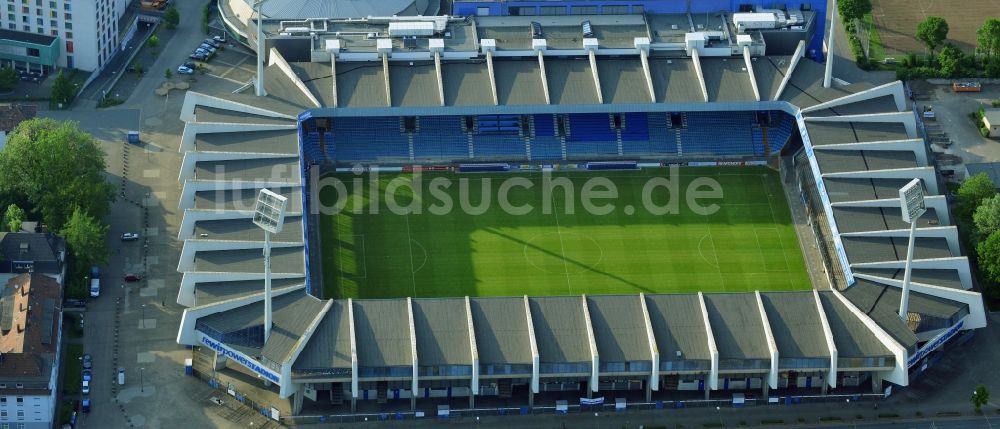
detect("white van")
[117,367,125,385]
[89,278,100,297]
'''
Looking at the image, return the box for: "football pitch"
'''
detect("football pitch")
[318,166,812,299]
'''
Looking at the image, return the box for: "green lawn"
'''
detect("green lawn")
[319,167,811,299]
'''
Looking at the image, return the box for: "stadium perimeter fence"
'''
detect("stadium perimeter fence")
[281,394,884,425]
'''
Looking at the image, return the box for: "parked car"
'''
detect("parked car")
[82,369,92,382]
[181,61,196,69]
[117,367,125,385]
[64,299,87,309]
[202,38,220,48]
[124,273,142,282]
[213,34,226,43]
[81,380,89,394]
[81,398,90,413]
[198,44,216,54]
[194,47,209,55]
[121,232,139,241]
[189,53,207,61]
[82,354,92,370]
[177,66,194,75]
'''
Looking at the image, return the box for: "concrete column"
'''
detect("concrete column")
[872,373,883,393]
[762,378,769,397]
[292,385,304,415]
[434,51,445,107]
[330,56,338,107]
[382,53,392,107]
[773,40,806,101]
[690,49,708,102]
[486,50,498,105]
[537,51,550,105]
[645,380,652,402]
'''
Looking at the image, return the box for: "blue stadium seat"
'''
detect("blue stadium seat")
[565,113,617,156]
[331,117,409,162]
[414,116,469,160]
[677,112,755,155]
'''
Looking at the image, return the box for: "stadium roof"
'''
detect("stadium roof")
[833,206,939,233]
[816,291,893,360]
[195,187,302,211]
[194,158,300,182]
[528,296,593,365]
[352,299,413,368]
[193,216,304,243]
[702,294,770,363]
[644,294,711,363]
[194,278,304,306]
[587,295,653,364]
[193,247,304,273]
[412,298,473,367]
[293,300,354,373]
[852,268,964,290]
[759,292,829,360]
[195,130,299,155]
[469,297,533,366]
[823,178,914,203]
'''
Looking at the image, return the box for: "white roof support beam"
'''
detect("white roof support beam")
[698,292,719,390]
[348,298,359,400]
[831,195,951,226]
[773,40,806,101]
[581,295,600,392]
[638,294,659,392]
[406,297,419,409]
[639,49,656,103]
[754,292,779,390]
[801,80,907,114]
[280,300,333,398]
[588,50,604,104]
[433,51,445,107]
[851,257,973,291]
[180,91,297,124]
[464,297,480,396]
[743,46,761,101]
[840,226,961,257]
[813,290,838,389]
[524,295,540,394]
[830,289,909,387]
[268,47,321,108]
[690,49,709,102]
[821,167,939,194]
[537,51,551,105]
[824,0,837,88]
[813,139,928,166]
[329,57,338,108]
[382,53,392,107]
[804,111,918,138]
[486,50,499,105]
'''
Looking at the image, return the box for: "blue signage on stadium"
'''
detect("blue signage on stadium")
[907,320,963,368]
[201,336,281,383]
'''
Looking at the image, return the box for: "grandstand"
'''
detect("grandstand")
[173,10,984,419]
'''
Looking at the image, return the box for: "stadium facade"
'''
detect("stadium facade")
[174,8,986,418]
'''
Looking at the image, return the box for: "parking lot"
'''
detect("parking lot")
[908,80,1000,180]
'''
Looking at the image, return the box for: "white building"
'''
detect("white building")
[0,0,122,72]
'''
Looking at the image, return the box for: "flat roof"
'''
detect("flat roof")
[194,106,293,125]
[194,187,302,211]
[352,299,413,368]
[195,130,299,155]
[289,62,335,108]
[644,294,711,362]
[546,58,600,105]
[841,236,952,264]
[597,58,651,104]
[853,268,964,290]
[294,300,354,371]
[469,297,533,366]
[813,150,916,173]
[702,293,770,361]
[806,121,910,145]
[475,15,648,50]
[750,56,792,102]
[0,28,56,46]
[701,58,754,102]
[806,95,900,118]
[494,59,547,106]
[759,292,830,360]
[442,62,494,107]
[648,57,704,103]
[263,66,317,110]
[193,216,303,242]
[194,158,300,182]
[833,206,939,233]
[336,62,388,108]
[390,62,440,107]
[823,178,913,203]
[528,296,592,364]
[411,298,473,367]
[193,247,304,273]
[193,278,304,306]
[586,295,652,364]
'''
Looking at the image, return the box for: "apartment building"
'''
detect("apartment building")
[0,0,121,72]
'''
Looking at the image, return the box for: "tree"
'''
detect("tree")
[0,118,115,230]
[164,68,172,79]
[60,208,109,270]
[979,232,1000,284]
[957,173,998,221]
[0,67,17,92]
[938,44,972,78]
[917,16,949,58]
[50,71,75,106]
[971,384,990,413]
[4,204,25,232]
[838,0,872,22]
[131,59,143,76]
[146,34,159,49]
[974,194,1000,237]
[163,6,180,30]
[978,18,1000,62]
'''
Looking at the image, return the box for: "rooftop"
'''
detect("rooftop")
[0,274,61,381]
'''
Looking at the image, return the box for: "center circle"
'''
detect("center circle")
[523,232,604,275]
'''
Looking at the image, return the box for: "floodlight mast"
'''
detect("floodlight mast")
[253,188,287,343]
[898,179,926,320]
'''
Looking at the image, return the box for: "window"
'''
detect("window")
[0,410,6,418]
[0,396,6,403]
[632,5,644,14]
[602,5,628,14]
[15,409,22,419]
[571,6,597,15]
[539,6,564,15]
[63,21,69,29]
[15,396,23,404]
[65,40,71,52]
[65,30,71,38]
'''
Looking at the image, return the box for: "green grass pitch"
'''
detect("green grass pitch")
[319,166,812,299]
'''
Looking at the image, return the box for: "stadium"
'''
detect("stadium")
[174,2,986,419]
